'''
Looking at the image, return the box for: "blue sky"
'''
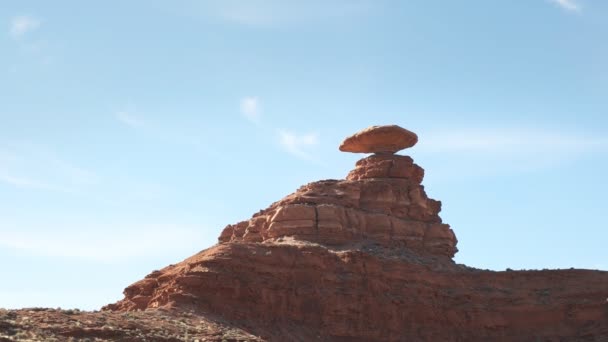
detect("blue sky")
[1,0,607,310]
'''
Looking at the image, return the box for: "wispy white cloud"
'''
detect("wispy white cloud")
[116,111,145,128]
[0,144,98,193]
[0,224,207,262]
[9,15,54,67]
[9,15,40,39]
[113,109,215,152]
[208,0,373,27]
[240,96,261,123]
[418,128,607,154]
[548,0,581,12]
[278,130,320,160]
[413,126,607,179]
[219,2,277,27]
[0,173,71,192]
[237,97,321,161]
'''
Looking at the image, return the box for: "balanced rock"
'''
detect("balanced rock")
[339,124,418,154]
[214,128,454,257]
[104,126,608,342]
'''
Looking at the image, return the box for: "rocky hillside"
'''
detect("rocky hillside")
[105,126,608,341]
[2,125,607,341]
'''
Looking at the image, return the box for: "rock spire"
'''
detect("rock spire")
[216,125,457,258]
[103,125,608,342]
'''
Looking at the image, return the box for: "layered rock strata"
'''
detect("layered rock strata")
[217,153,456,259]
[106,126,608,342]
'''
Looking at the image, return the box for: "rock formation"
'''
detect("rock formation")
[105,125,608,341]
[339,125,418,154]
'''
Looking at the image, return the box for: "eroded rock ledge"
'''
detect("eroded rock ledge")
[105,125,608,342]
[219,154,456,259]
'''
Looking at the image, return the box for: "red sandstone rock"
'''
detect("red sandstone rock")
[347,154,425,182]
[216,175,453,258]
[106,242,608,341]
[339,125,418,154]
[104,127,608,341]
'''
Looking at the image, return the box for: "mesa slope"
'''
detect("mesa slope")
[2,125,606,342]
[105,126,608,341]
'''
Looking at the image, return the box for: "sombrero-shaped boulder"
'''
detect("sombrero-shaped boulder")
[339,125,418,154]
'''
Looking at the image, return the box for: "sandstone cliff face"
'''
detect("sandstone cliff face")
[105,129,608,341]
[217,154,456,260]
[107,243,607,341]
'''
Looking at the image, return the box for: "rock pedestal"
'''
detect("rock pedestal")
[217,125,457,258]
[346,154,424,181]
[105,125,608,342]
